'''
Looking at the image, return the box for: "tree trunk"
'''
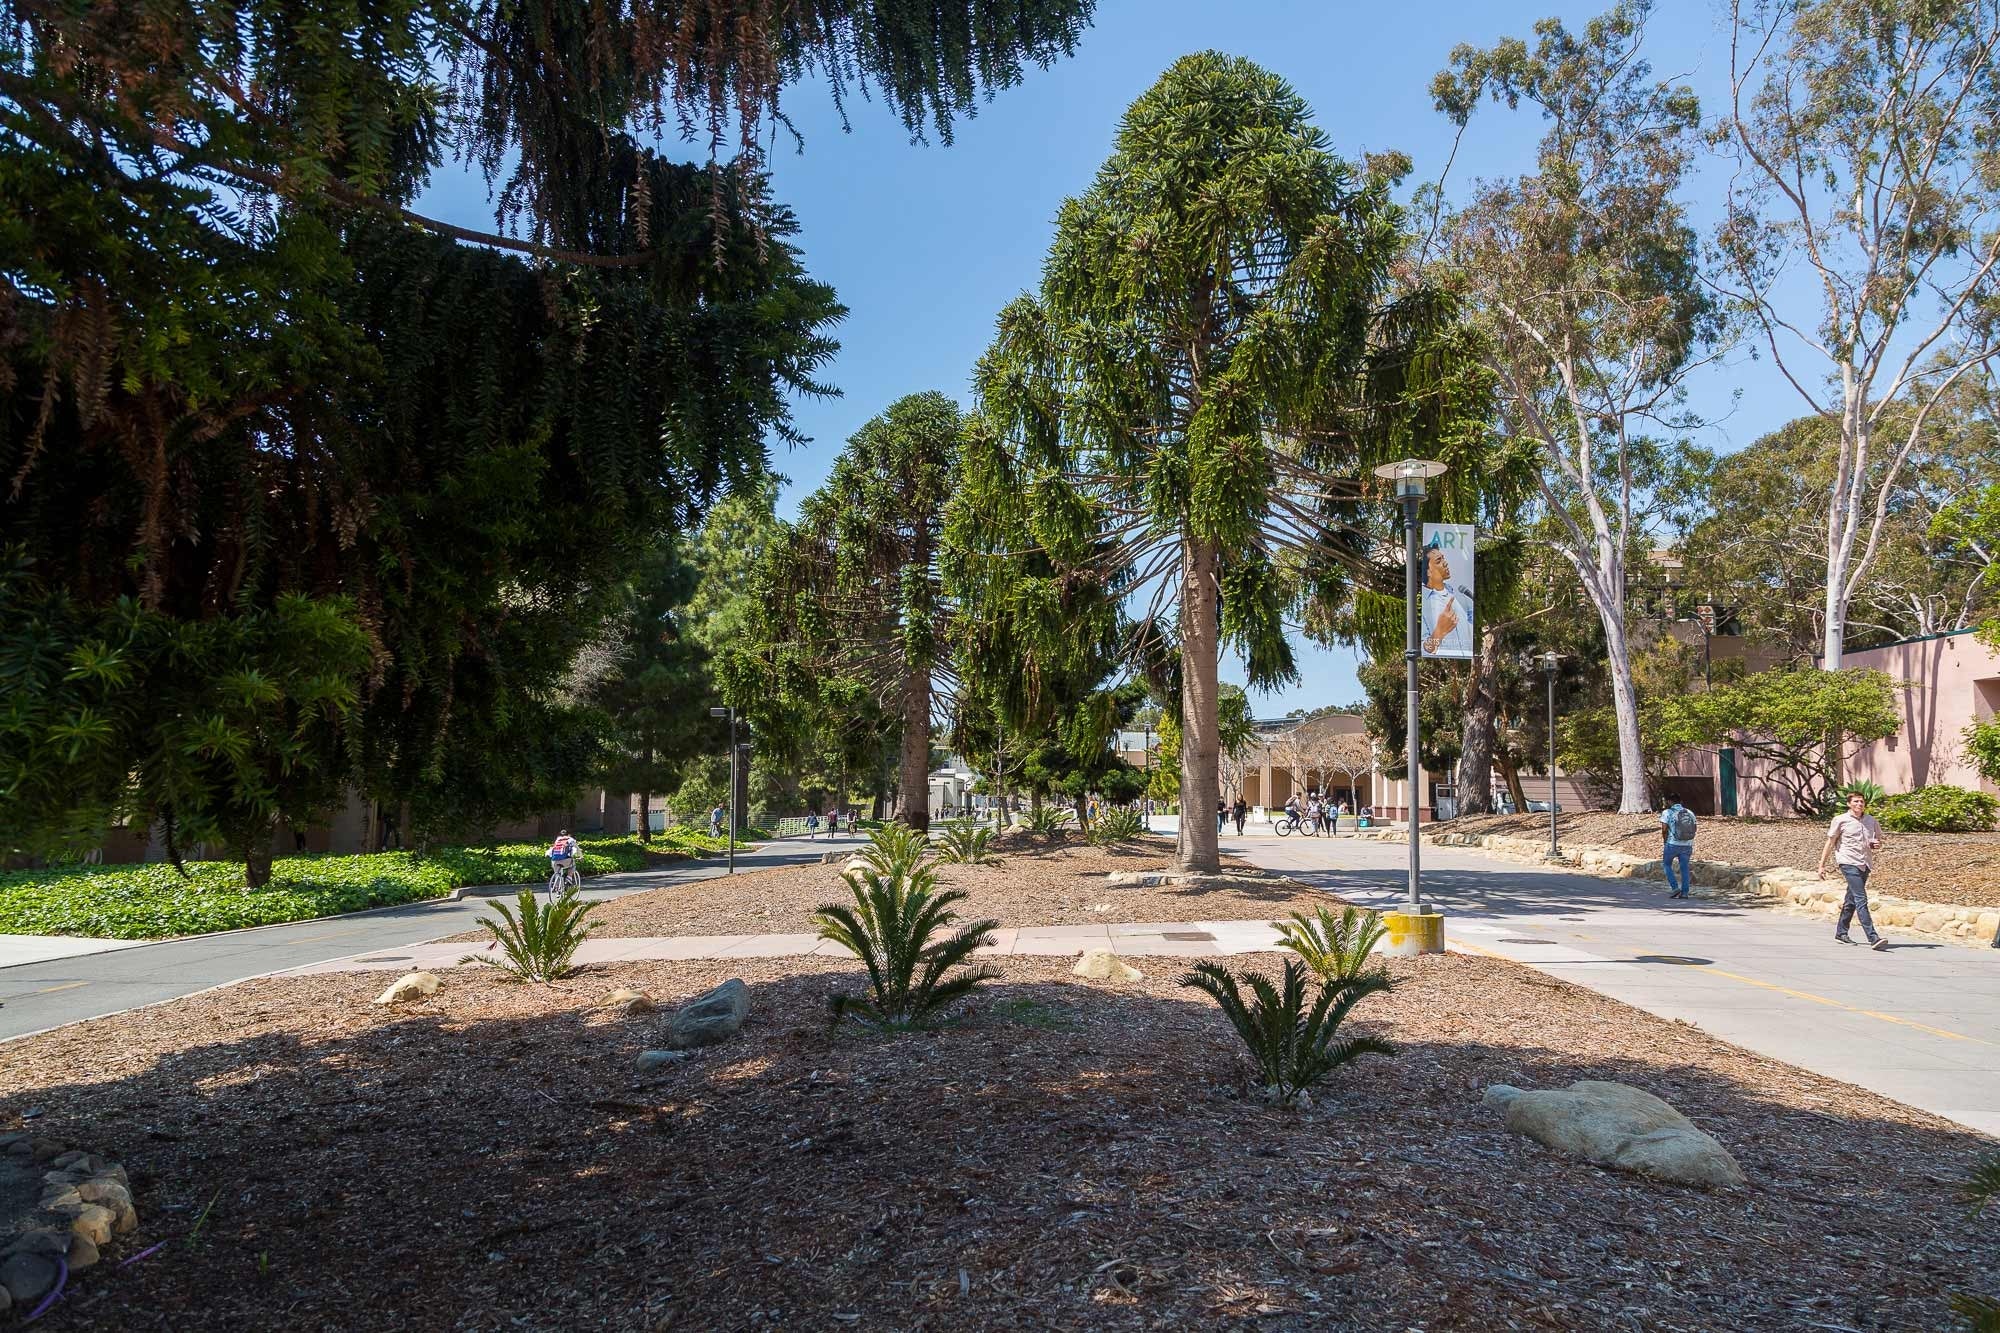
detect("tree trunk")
[243,826,273,889]
[1176,538,1222,873]
[895,666,931,831]
[1602,614,1649,813]
[1457,629,1502,816]
[637,790,652,844]
[1497,751,1529,812]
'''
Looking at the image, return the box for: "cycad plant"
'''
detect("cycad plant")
[815,855,999,1030]
[1955,1154,2000,1330]
[933,821,999,866]
[1089,806,1145,845]
[1182,960,1393,1108]
[1275,906,1388,983]
[462,887,598,983]
[847,822,932,877]
[1025,806,1073,841]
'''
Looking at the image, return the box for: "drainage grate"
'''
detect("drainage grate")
[1162,931,1216,942]
[1496,938,1556,945]
[355,954,412,963]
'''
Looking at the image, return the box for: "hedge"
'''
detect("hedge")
[0,833,736,940]
[1876,786,1999,834]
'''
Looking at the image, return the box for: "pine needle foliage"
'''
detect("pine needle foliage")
[814,852,998,1030]
[1088,806,1146,845]
[1275,906,1389,983]
[932,822,999,866]
[463,887,599,983]
[1182,960,1393,1108]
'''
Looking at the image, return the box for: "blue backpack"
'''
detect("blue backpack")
[1670,807,1697,842]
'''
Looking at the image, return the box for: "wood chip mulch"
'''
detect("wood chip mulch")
[1,947,1992,1331]
[1452,812,2000,909]
[456,836,1330,941]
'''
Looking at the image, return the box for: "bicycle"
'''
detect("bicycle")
[1274,813,1302,837]
[546,857,581,902]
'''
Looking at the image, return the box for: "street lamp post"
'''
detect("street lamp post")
[708,706,737,875]
[1538,651,1562,862]
[1373,458,1447,914]
[1142,719,1153,832]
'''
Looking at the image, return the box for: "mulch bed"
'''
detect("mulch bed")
[464,836,1330,941]
[1450,812,2000,909]
[1,949,1991,1330]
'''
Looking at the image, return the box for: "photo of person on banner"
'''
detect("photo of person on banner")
[1420,523,1475,659]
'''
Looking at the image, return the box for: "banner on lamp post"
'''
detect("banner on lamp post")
[1419,522,1475,660]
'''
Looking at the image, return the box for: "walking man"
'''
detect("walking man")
[1659,797,1697,899]
[1232,796,1248,835]
[1817,790,1891,951]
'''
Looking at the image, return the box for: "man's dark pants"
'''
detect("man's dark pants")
[1836,864,1880,943]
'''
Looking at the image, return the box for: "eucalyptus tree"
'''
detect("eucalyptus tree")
[1430,3,1719,813]
[1715,0,2000,668]
[765,393,965,830]
[969,53,1486,873]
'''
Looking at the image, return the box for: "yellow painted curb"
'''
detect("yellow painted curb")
[1382,910,1445,956]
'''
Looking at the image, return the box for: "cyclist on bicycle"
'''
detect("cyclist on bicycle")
[548,830,581,892]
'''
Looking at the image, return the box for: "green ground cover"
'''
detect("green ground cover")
[0,830,754,939]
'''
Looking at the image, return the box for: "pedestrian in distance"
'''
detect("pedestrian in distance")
[1817,790,1891,951]
[1659,798,1697,899]
[805,811,819,840]
[1232,796,1248,835]
[709,803,725,838]
[1216,799,1227,835]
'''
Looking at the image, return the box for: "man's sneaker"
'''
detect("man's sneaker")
[1871,937,1890,951]
[1834,934,1853,944]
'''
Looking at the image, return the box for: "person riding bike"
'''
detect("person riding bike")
[547,830,581,894]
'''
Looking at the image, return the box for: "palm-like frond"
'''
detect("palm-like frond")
[933,821,999,865]
[849,822,932,876]
[462,887,597,982]
[1089,806,1146,844]
[1275,905,1388,983]
[815,855,997,1029]
[1182,959,1393,1106]
[1026,806,1073,840]
[1966,1152,2000,1217]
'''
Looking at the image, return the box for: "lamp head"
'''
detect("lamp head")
[1372,457,1447,500]
[709,706,730,719]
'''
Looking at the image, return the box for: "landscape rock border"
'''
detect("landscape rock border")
[0,1131,140,1313]
[1359,828,2000,948]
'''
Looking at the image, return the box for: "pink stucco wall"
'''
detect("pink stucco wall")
[1842,630,1999,796]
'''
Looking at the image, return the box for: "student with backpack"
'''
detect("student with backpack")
[1659,799,1697,899]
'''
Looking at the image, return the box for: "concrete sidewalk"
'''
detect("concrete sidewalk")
[0,935,150,968]
[281,918,1289,975]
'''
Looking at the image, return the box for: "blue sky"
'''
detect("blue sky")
[430,0,1799,716]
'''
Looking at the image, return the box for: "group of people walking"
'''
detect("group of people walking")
[1658,789,1920,951]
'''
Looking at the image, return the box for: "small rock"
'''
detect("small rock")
[49,1150,85,1170]
[41,1187,81,1211]
[66,1235,99,1272]
[78,1178,133,1213]
[3,1229,67,1259]
[1484,1080,1745,1189]
[373,971,441,1005]
[69,1203,116,1247]
[636,1050,689,1074]
[1072,950,1143,981]
[0,1251,58,1306]
[664,979,750,1050]
[602,987,656,1016]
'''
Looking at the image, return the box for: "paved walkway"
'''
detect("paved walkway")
[1236,834,2000,1140]
[280,918,1289,975]
[0,840,832,1040]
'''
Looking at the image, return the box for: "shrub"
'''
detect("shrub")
[1088,806,1146,844]
[1835,779,1888,809]
[1967,718,2000,787]
[814,855,998,1030]
[462,886,598,982]
[932,822,998,866]
[1181,959,1393,1108]
[1877,785,1999,833]
[1025,806,1074,841]
[1955,1153,2000,1330]
[1274,906,1387,983]
[847,822,931,877]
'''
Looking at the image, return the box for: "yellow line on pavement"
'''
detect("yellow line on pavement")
[28,981,88,996]
[1692,965,1843,1009]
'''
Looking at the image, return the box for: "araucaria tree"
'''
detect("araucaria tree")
[765,393,964,831]
[1,0,1096,871]
[1432,3,1719,813]
[971,53,1481,873]
[1716,0,2000,669]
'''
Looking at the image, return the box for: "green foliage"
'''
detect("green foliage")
[1089,806,1147,845]
[814,853,998,1030]
[1877,787,1998,834]
[1274,907,1388,984]
[932,822,999,866]
[1966,717,2000,786]
[1025,807,1074,841]
[849,823,933,877]
[1181,960,1394,1108]
[1956,1154,2000,1330]
[1836,780,1889,808]
[1646,668,1901,815]
[0,837,646,939]
[463,887,598,983]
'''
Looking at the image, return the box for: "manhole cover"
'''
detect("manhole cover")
[1162,931,1215,942]
[1496,938,1556,945]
